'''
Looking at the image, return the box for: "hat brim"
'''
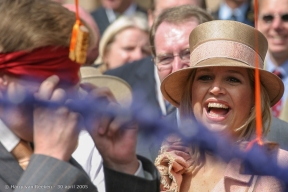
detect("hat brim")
[80,75,132,108]
[161,58,284,107]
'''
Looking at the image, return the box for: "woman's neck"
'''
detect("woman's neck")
[203,152,227,172]
[181,152,227,192]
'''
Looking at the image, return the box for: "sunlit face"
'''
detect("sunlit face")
[258,0,288,58]
[104,27,150,70]
[155,20,199,82]
[191,67,253,136]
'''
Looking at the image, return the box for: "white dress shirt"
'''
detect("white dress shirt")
[73,130,106,192]
[0,120,20,152]
[218,1,249,23]
[154,65,167,115]
[105,3,137,23]
[73,130,151,192]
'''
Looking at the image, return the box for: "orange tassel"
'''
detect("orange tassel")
[69,0,89,65]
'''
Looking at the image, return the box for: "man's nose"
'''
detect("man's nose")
[271,15,284,30]
[171,56,189,73]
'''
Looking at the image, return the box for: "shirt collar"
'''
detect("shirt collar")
[219,2,249,22]
[154,65,167,115]
[105,3,137,23]
[0,120,20,152]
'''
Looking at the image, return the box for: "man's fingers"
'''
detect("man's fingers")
[36,75,60,100]
[108,115,137,137]
[80,82,98,92]
[50,88,66,102]
[80,83,117,103]
[98,115,113,135]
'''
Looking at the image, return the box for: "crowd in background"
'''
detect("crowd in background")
[1,0,288,191]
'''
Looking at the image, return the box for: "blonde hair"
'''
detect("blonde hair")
[179,68,272,173]
[95,12,149,72]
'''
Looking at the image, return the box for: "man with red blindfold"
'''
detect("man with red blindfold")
[0,0,159,191]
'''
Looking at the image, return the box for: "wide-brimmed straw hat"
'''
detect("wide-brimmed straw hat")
[161,20,284,107]
[79,66,132,108]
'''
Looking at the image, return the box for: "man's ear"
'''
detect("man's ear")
[0,74,8,90]
[0,74,8,105]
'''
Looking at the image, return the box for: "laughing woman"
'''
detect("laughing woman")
[155,20,288,192]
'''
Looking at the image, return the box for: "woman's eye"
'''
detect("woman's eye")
[158,56,173,64]
[123,47,134,51]
[198,75,212,81]
[227,77,240,83]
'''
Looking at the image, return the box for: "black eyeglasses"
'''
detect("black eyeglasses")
[261,14,288,23]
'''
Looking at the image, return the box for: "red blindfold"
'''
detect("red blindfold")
[0,46,80,85]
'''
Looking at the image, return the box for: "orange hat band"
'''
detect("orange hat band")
[190,40,264,68]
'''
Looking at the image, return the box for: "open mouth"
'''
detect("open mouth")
[206,102,230,117]
[269,34,288,44]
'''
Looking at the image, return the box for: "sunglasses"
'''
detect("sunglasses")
[261,14,288,23]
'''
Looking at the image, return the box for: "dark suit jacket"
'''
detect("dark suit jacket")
[91,5,147,36]
[105,56,162,162]
[0,143,159,192]
[266,117,288,151]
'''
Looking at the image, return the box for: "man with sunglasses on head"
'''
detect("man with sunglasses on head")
[258,0,288,122]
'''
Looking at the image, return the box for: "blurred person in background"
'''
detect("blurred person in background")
[63,3,100,65]
[211,0,254,26]
[258,0,288,122]
[94,13,150,73]
[105,4,212,163]
[91,0,147,36]
[105,0,209,119]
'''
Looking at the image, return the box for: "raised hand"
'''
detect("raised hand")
[33,75,81,161]
[80,82,139,175]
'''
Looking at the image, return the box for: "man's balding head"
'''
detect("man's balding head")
[148,0,207,27]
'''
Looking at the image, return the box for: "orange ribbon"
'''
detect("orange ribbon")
[246,0,263,151]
